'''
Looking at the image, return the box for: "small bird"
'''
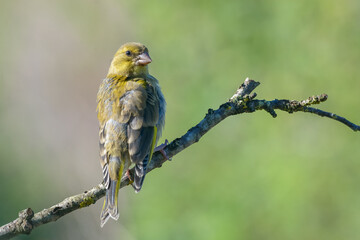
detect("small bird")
[97,42,166,227]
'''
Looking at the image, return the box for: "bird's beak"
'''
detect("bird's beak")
[136,52,152,66]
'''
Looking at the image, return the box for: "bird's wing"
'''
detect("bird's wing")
[97,78,159,189]
[125,79,160,192]
[120,79,159,163]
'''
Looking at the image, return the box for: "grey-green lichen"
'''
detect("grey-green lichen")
[80,197,95,208]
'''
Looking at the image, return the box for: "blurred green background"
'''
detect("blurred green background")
[0,0,359,239]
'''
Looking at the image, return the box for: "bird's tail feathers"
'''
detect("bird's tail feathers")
[100,179,120,227]
[133,156,149,193]
[132,126,157,193]
[100,158,123,227]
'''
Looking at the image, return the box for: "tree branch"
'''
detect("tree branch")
[1,78,359,239]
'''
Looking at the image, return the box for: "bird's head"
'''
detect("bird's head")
[107,42,152,78]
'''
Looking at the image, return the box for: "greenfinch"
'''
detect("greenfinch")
[97,42,166,227]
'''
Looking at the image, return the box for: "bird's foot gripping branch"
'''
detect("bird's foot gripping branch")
[0,78,359,239]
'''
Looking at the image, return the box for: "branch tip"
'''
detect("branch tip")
[230,78,260,103]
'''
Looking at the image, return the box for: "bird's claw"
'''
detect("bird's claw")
[154,139,171,161]
[126,169,134,184]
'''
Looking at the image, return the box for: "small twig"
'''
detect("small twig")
[303,107,360,131]
[1,78,358,239]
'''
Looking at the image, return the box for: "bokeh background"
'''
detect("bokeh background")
[0,0,359,239]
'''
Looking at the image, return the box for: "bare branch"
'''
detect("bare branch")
[302,107,360,131]
[0,185,105,240]
[1,78,358,239]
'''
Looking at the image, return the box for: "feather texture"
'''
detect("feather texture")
[96,42,166,227]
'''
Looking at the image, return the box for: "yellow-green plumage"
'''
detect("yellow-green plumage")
[97,42,166,227]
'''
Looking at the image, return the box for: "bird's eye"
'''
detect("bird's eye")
[125,50,131,56]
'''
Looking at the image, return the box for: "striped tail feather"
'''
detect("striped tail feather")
[132,155,149,193]
[132,126,157,193]
[100,179,120,227]
[100,156,123,227]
